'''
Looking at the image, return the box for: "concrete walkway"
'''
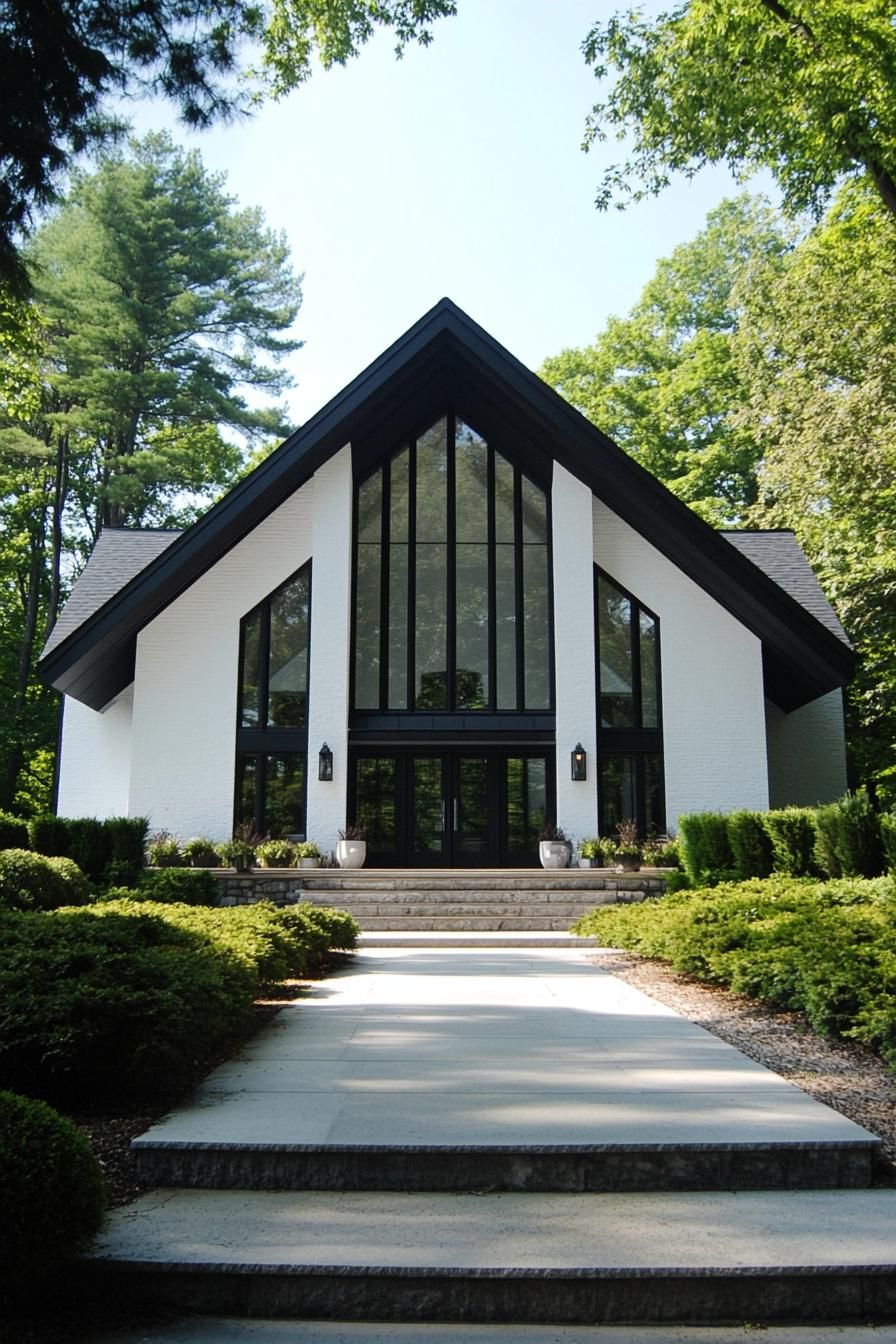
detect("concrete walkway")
[132,946,874,1152]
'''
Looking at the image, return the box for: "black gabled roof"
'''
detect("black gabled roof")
[39,297,854,712]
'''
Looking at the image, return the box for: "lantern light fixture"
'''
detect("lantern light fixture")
[318,742,333,782]
[571,742,587,782]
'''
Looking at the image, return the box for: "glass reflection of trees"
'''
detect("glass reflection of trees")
[353,415,553,714]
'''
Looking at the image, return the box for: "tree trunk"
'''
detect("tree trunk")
[3,523,46,809]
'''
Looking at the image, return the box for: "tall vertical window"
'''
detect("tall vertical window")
[236,564,311,837]
[351,415,553,714]
[595,569,664,836]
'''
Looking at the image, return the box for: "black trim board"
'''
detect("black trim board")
[39,298,853,712]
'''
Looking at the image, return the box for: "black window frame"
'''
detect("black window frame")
[234,561,312,837]
[594,565,665,837]
[350,410,555,719]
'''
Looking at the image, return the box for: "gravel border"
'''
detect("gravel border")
[592,948,896,1178]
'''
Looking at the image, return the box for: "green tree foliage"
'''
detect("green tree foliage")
[583,1,896,226]
[540,196,789,523]
[0,0,455,289]
[0,135,301,809]
[737,181,896,801]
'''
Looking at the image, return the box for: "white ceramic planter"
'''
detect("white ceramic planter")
[336,839,367,869]
[539,841,570,870]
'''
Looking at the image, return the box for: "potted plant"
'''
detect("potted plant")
[295,840,320,869]
[336,824,367,869]
[538,822,570,869]
[613,818,642,872]
[181,836,220,868]
[579,837,600,868]
[146,830,182,868]
[256,838,298,868]
[220,823,261,873]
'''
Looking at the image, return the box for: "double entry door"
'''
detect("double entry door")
[350,748,554,868]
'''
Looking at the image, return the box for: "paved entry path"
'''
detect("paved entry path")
[134,946,870,1151]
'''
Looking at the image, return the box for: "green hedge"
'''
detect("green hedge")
[0,850,89,911]
[678,813,734,884]
[0,811,29,850]
[573,875,896,1064]
[0,1090,105,1280]
[0,900,359,1105]
[28,814,148,886]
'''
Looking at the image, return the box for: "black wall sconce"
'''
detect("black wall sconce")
[318,742,333,782]
[571,743,587,782]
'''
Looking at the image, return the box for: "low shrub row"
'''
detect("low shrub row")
[0,849,90,911]
[0,900,359,1106]
[6,812,150,886]
[573,875,896,1063]
[679,791,895,887]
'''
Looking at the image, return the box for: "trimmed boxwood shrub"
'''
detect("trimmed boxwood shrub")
[29,814,71,858]
[104,815,149,887]
[65,818,112,883]
[763,808,817,876]
[0,850,88,911]
[0,810,29,850]
[0,1090,105,1281]
[813,790,882,878]
[726,811,773,880]
[678,812,734,885]
[137,868,219,905]
[0,900,359,1105]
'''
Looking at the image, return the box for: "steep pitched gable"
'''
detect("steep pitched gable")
[39,298,853,712]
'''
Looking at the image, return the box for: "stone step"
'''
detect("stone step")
[298,875,666,892]
[349,917,596,930]
[357,931,602,947]
[81,1187,896,1324]
[131,1136,876,1195]
[308,897,618,912]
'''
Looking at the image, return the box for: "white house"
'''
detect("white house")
[40,300,853,867]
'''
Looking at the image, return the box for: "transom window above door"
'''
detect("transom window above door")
[352,414,554,714]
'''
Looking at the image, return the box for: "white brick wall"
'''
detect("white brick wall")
[552,464,598,843]
[127,477,317,839]
[593,499,770,830]
[57,685,133,819]
[766,689,848,808]
[305,447,353,853]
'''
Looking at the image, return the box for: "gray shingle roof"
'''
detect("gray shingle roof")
[42,529,182,658]
[722,530,850,648]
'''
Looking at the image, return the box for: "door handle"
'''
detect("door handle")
[453,799,459,832]
[439,800,446,832]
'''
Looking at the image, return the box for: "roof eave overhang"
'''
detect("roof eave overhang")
[39,299,855,713]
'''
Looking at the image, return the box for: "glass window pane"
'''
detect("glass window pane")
[413,756,444,854]
[357,470,382,543]
[455,421,488,543]
[415,544,447,708]
[644,754,664,835]
[455,543,489,709]
[354,544,381,709]
[506,756,547,853]
[523,544,550,709]
[600,755,636,837]
[388,545,409,709]
[416,417,448,543]
[268,571,310,728]
[494,454,515,543]
[495,544,517,710]
[521,475,547,544]
[235,754,257,832]
[640,609,658,728]
[390,447,409,543]
[598,576,634,727]
[356,756,396,852]
[240,609,261,728]
[457,756,489,856]
[264,754,305,838]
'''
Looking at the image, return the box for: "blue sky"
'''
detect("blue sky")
[131,0,755,425]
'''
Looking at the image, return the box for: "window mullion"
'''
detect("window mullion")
[259,602,271,730]
[380,462,391,710]
[631,600,643,729]
[447,413,457,712]
[513,467,524,711]
[487,445,497,711]
[408,438,417,710]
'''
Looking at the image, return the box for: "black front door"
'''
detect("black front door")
[350,748,553,867]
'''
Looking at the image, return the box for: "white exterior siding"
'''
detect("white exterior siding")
[128,477,316,838]
[593,499,769,829]
[552,464,598,842]
[57,685,134,819]
[305,447,353,852]
[766,689,848,808]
